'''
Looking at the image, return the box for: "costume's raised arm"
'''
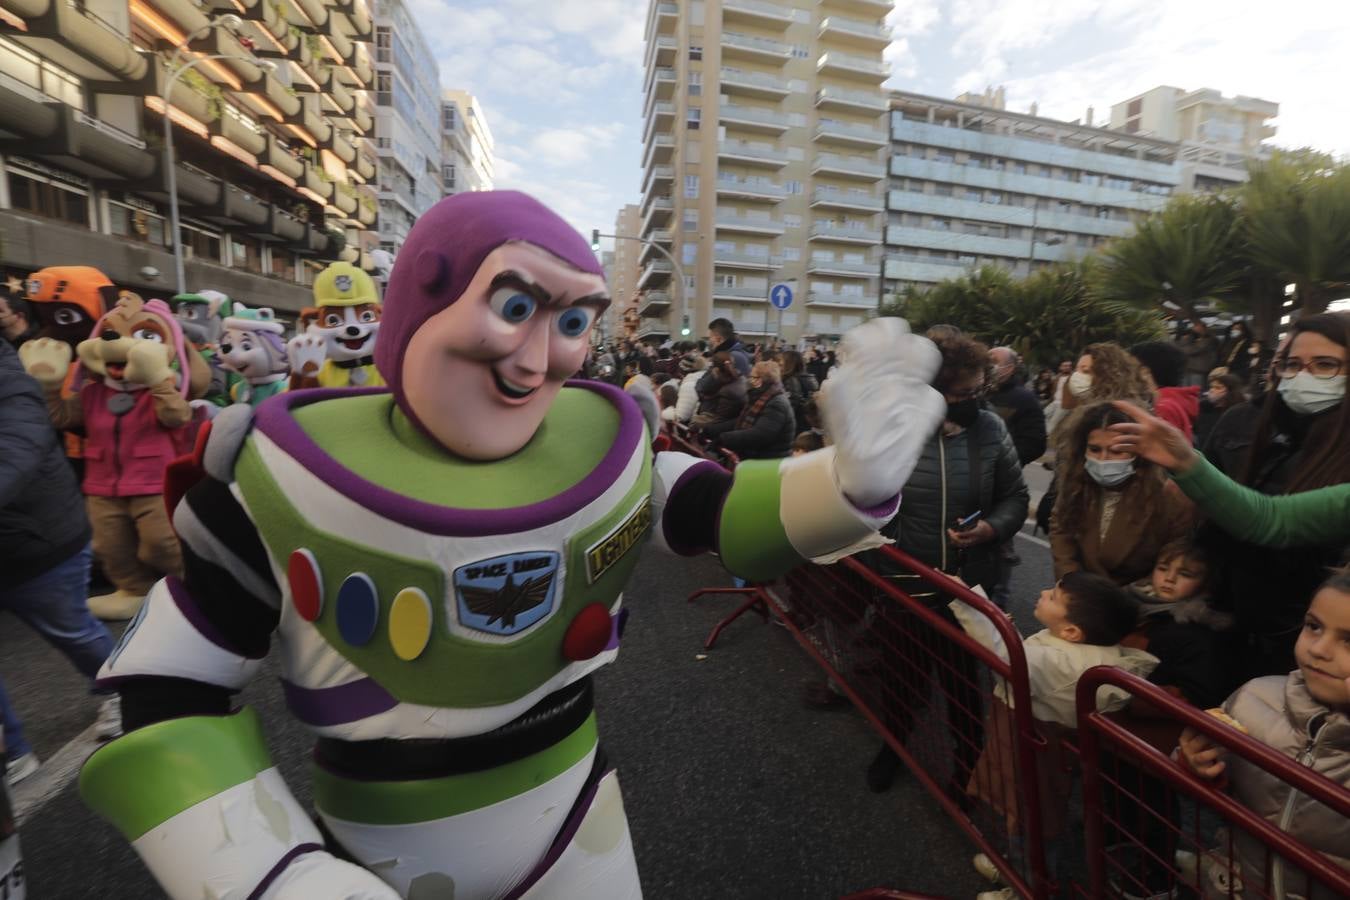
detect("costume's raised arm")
[650,319,944,581]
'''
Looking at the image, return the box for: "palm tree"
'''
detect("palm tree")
[1241,151,1350,315]
[1092,193,1244,324]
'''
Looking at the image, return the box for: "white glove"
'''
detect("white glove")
[19,337,72,387]
[819,317,945,508]
[262,850,400,899]
[124,340,174,387]
[287,334,327,377]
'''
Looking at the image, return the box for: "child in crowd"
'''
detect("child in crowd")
[950,573,1159,900]
[1178,570,1350,897]
[791,431,824,456]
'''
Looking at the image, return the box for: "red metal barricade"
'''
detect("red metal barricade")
[714,545,1056,899]
[1074,668,1350,900]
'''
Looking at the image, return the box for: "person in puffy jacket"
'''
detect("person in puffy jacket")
[779,350,818,436]
[662,353,705,425]
[691,350,746,430]
[1179,569,1350,898]
[704,360,795,459]
[865,333,1029,794]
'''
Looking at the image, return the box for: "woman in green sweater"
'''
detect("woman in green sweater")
[1109,401,1350,547]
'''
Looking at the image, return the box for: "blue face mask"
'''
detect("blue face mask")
[1084,455,1135,487]
[1277,373,1345,416]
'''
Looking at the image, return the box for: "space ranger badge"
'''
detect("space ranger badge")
[453,551,560,636]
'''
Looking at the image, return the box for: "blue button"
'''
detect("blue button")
[336,573,380,646]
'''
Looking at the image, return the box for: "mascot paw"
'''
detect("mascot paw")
[18,337,73,386]
[288,334,327,376]
[124,340,174,387]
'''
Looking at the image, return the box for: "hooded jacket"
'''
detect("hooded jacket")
[1221,673,1350,898]
[1154,385,1200,442]
[0,341,90,587]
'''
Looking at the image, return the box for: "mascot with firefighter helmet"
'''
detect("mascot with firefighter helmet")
[79,191,945,898]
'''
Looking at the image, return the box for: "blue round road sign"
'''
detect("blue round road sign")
[770,283,793,310]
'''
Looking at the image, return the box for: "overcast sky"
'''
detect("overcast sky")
[419,0,1350,241]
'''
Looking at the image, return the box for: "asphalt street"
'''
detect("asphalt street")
[2,467,1057,900]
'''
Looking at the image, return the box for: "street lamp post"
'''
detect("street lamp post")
[594,231,688,341]
[161,14,274,294]
[1026,204,1063,275]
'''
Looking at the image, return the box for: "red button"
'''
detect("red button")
[562,604,612,662]
[289,549,323,622]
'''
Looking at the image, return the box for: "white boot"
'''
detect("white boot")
[95,695,122,740]
[6,752,40,786]
[88,589,144,621]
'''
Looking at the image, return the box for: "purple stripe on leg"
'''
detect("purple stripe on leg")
[281,678,398,727]
[166,577,265,660]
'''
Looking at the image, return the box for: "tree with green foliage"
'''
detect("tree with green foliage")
[1092,193,1244,324]
[880,262,1166,370]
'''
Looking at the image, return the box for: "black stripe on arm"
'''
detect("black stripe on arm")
[118,676,232,732]
[663,465,733,556]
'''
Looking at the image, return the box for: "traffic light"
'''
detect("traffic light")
[680,314,691,337]
[590,229,601,251]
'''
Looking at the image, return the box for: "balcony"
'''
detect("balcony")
[713,284,771,302]
[11,0,149,82]
[638,259,673,288]
[304,165,335,202]
[812,152,886,180]
[715,213,785,235]
[715,175,786,202]
[639,291,672,315]
[717,139,788,168]
[815,118,888,148]
[807,292,875,309]
[719,67,791,99]
[723,0,792,27]
[807,257,878,277]
[810,222,882,244]
[648,34,678,65]
[636,321,671,340]
[721,31,792,64]
[642,163,674,197]
[817,0,893,14]
[715,250,783,270]
[817,50,889,82]
[651,1,678,34]
[818,15,891,49]
[646,100,676,127]
[815,85,887,114]
[263,136,304,179]
[811,187,884,212]
[644,132,675,168]
[718,103,790,134]
[647,66,677,98]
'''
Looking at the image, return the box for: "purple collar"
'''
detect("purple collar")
[252,380,645,537]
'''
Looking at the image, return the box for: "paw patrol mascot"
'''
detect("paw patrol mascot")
[219,306,290,407]
[289,262,383,389]
[171,291,234,405]
[79,191,944,898]
[20,293,209,621]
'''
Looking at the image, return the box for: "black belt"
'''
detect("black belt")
[313,678,594,781]
[334,355,374,369]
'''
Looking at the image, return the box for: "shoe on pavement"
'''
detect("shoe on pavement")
[973,853,1002,883]
[866,744,901,793]
[95,695,122,740]
[976,889,1016,900]
[88,589,144,621]
[6,752,40,786]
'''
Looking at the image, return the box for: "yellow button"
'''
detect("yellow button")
[388,587,432,661]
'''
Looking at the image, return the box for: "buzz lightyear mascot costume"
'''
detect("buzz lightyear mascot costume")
[79,191,944,899]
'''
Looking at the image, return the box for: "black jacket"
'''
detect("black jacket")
[783,372,818,435]
[987,376,1046,467]
[878,410,1029,592]
[708,389,795,459]
[693,376,746,426]
[0,340,90,588]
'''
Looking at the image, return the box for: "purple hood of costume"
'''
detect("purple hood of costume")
[374,190,603,413]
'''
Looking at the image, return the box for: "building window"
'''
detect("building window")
[784,180,802,194]
[682,242,697,265]
[784,214,802,227]
[7,166,89,226]
[442,104,457,131]
[790,45,809,59]
[269,249,294,281]
[689,45,702,60]
[683,209,698,229]
[108,197,167,247]
[684,174,699,198]
[783,247,800,261]
[376,72,392,106]
[1127,98,1142,116]
[687,107,700,129]
[180,222,222,262]
[375,26,391,63]
[230,235,263,274]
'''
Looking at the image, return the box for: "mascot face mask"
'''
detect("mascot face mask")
[401,242,607,460]
[376,190,607,461]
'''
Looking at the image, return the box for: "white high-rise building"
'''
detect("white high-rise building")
[372,0,443,253]
[441,90,494,196]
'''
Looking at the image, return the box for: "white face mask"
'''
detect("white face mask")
[1085,455,1135,487]
[1068,370,1093,399]
[1277,373,1346,416]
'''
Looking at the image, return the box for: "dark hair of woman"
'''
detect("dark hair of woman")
[934,334,991,394]
[1052,401,1167,538]
[1242,311,1350,493]
[780,349,804,379]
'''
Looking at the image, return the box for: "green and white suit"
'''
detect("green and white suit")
[80,381,902,899]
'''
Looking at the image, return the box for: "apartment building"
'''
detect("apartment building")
[1110,86,1278,193]
[638,0,892,344]
[441,88,493,196]
[609,202,642,341]
[884,90,1181,296]
[0,0,376,309]
[372,0,441,253]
